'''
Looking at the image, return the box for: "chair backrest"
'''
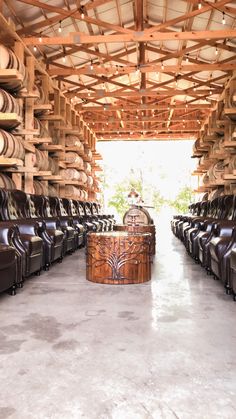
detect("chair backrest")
[4,190,24,220]
[61,198,71,216]
[0,189,8,221]
[48,196,59,217]
[199,201,208,216]
[58,198,69,217]
[223,195,234,220]
[77,201,85,216]
[91,202,98,215]
[27,194,38,218]
[30,194,48,218]
[84,202,92,216]
[11,189,29,219]
[70,199,79,216]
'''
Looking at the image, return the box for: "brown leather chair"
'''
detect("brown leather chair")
[0,189,43,278]
[0,243,17,296]
[229,247,236,301]
[0,221,22,289]
[29,194,64,267]
[62,198,85,248]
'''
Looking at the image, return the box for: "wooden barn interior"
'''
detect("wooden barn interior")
[0,1,236,417]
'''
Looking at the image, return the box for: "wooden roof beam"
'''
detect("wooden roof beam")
[24,29,236,45]
[71,88,222,99]
[48,62,236,76]
[78,103,211,112]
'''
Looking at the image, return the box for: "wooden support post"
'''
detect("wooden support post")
[24,56,35,193]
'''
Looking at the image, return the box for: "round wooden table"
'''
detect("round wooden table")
[86,231,152,284]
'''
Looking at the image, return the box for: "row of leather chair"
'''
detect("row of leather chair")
[0,188,115,296]
[171,195,236,301]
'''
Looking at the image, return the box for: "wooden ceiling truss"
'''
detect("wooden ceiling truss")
[2,0,236,141]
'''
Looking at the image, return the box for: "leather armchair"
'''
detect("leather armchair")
[83,202,101,231]
[0,189,43,277]
[29,194,64,267]
[0,243,17,295]
[229,247,236,301]
[76,201,96,234]
[0,222,23,288]
[62,198,85,248]
[48,196,76,255]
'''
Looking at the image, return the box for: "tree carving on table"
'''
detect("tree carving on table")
[87,235,150,281]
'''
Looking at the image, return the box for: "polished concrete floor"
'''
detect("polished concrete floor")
[0,214,236,419]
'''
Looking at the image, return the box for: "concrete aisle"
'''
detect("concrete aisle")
[0,214,236,419]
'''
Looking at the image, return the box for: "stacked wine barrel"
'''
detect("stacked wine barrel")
[65,185,88,200]
[65,152,84,168]
[0,44,27,91]
[0,44,27,189]
[208,161,225,183]
[63,133,97,200]
[33,180,48,195]
[0,129,25,159]
[0,43,100,201]
[66,135,84,153]
[0,173,16,189]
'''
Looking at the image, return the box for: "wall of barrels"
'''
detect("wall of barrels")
[192,72,236,200]
[0,30,102,202]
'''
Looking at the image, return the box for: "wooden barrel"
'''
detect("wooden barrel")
[65,152,84,168]
[34,84,48,116]
[84,150,92,161]
[65,185,82,199]
[208,188,224,200]
[123,205,153,225]
[34,118,50,138]
[227,156,236,172]
[0,88,22,118]
[60,168,87,183]
[33,180,48,195]
[114,224,156,255]
[48,157,57,174]
[87,175,93,187]
[86,231,151,284]
[66,135,84,153]
[35,149,49,171]
[0,173,16,189]
[208,161,225,182]
[0,44,27,91]
[48,184,58,197]
[0,129,25,159]
[212,137,224,154]
[84,162,91,174]
[201,173,210,185]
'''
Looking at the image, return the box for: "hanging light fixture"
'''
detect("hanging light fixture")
[198,1,202,10]
[80,6,85,19]
[58,21,62,33]
[222,12,226,25]
[90,60,93,70]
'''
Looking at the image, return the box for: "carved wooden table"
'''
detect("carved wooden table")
[86,231,152,284]
[114,224,156,255]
